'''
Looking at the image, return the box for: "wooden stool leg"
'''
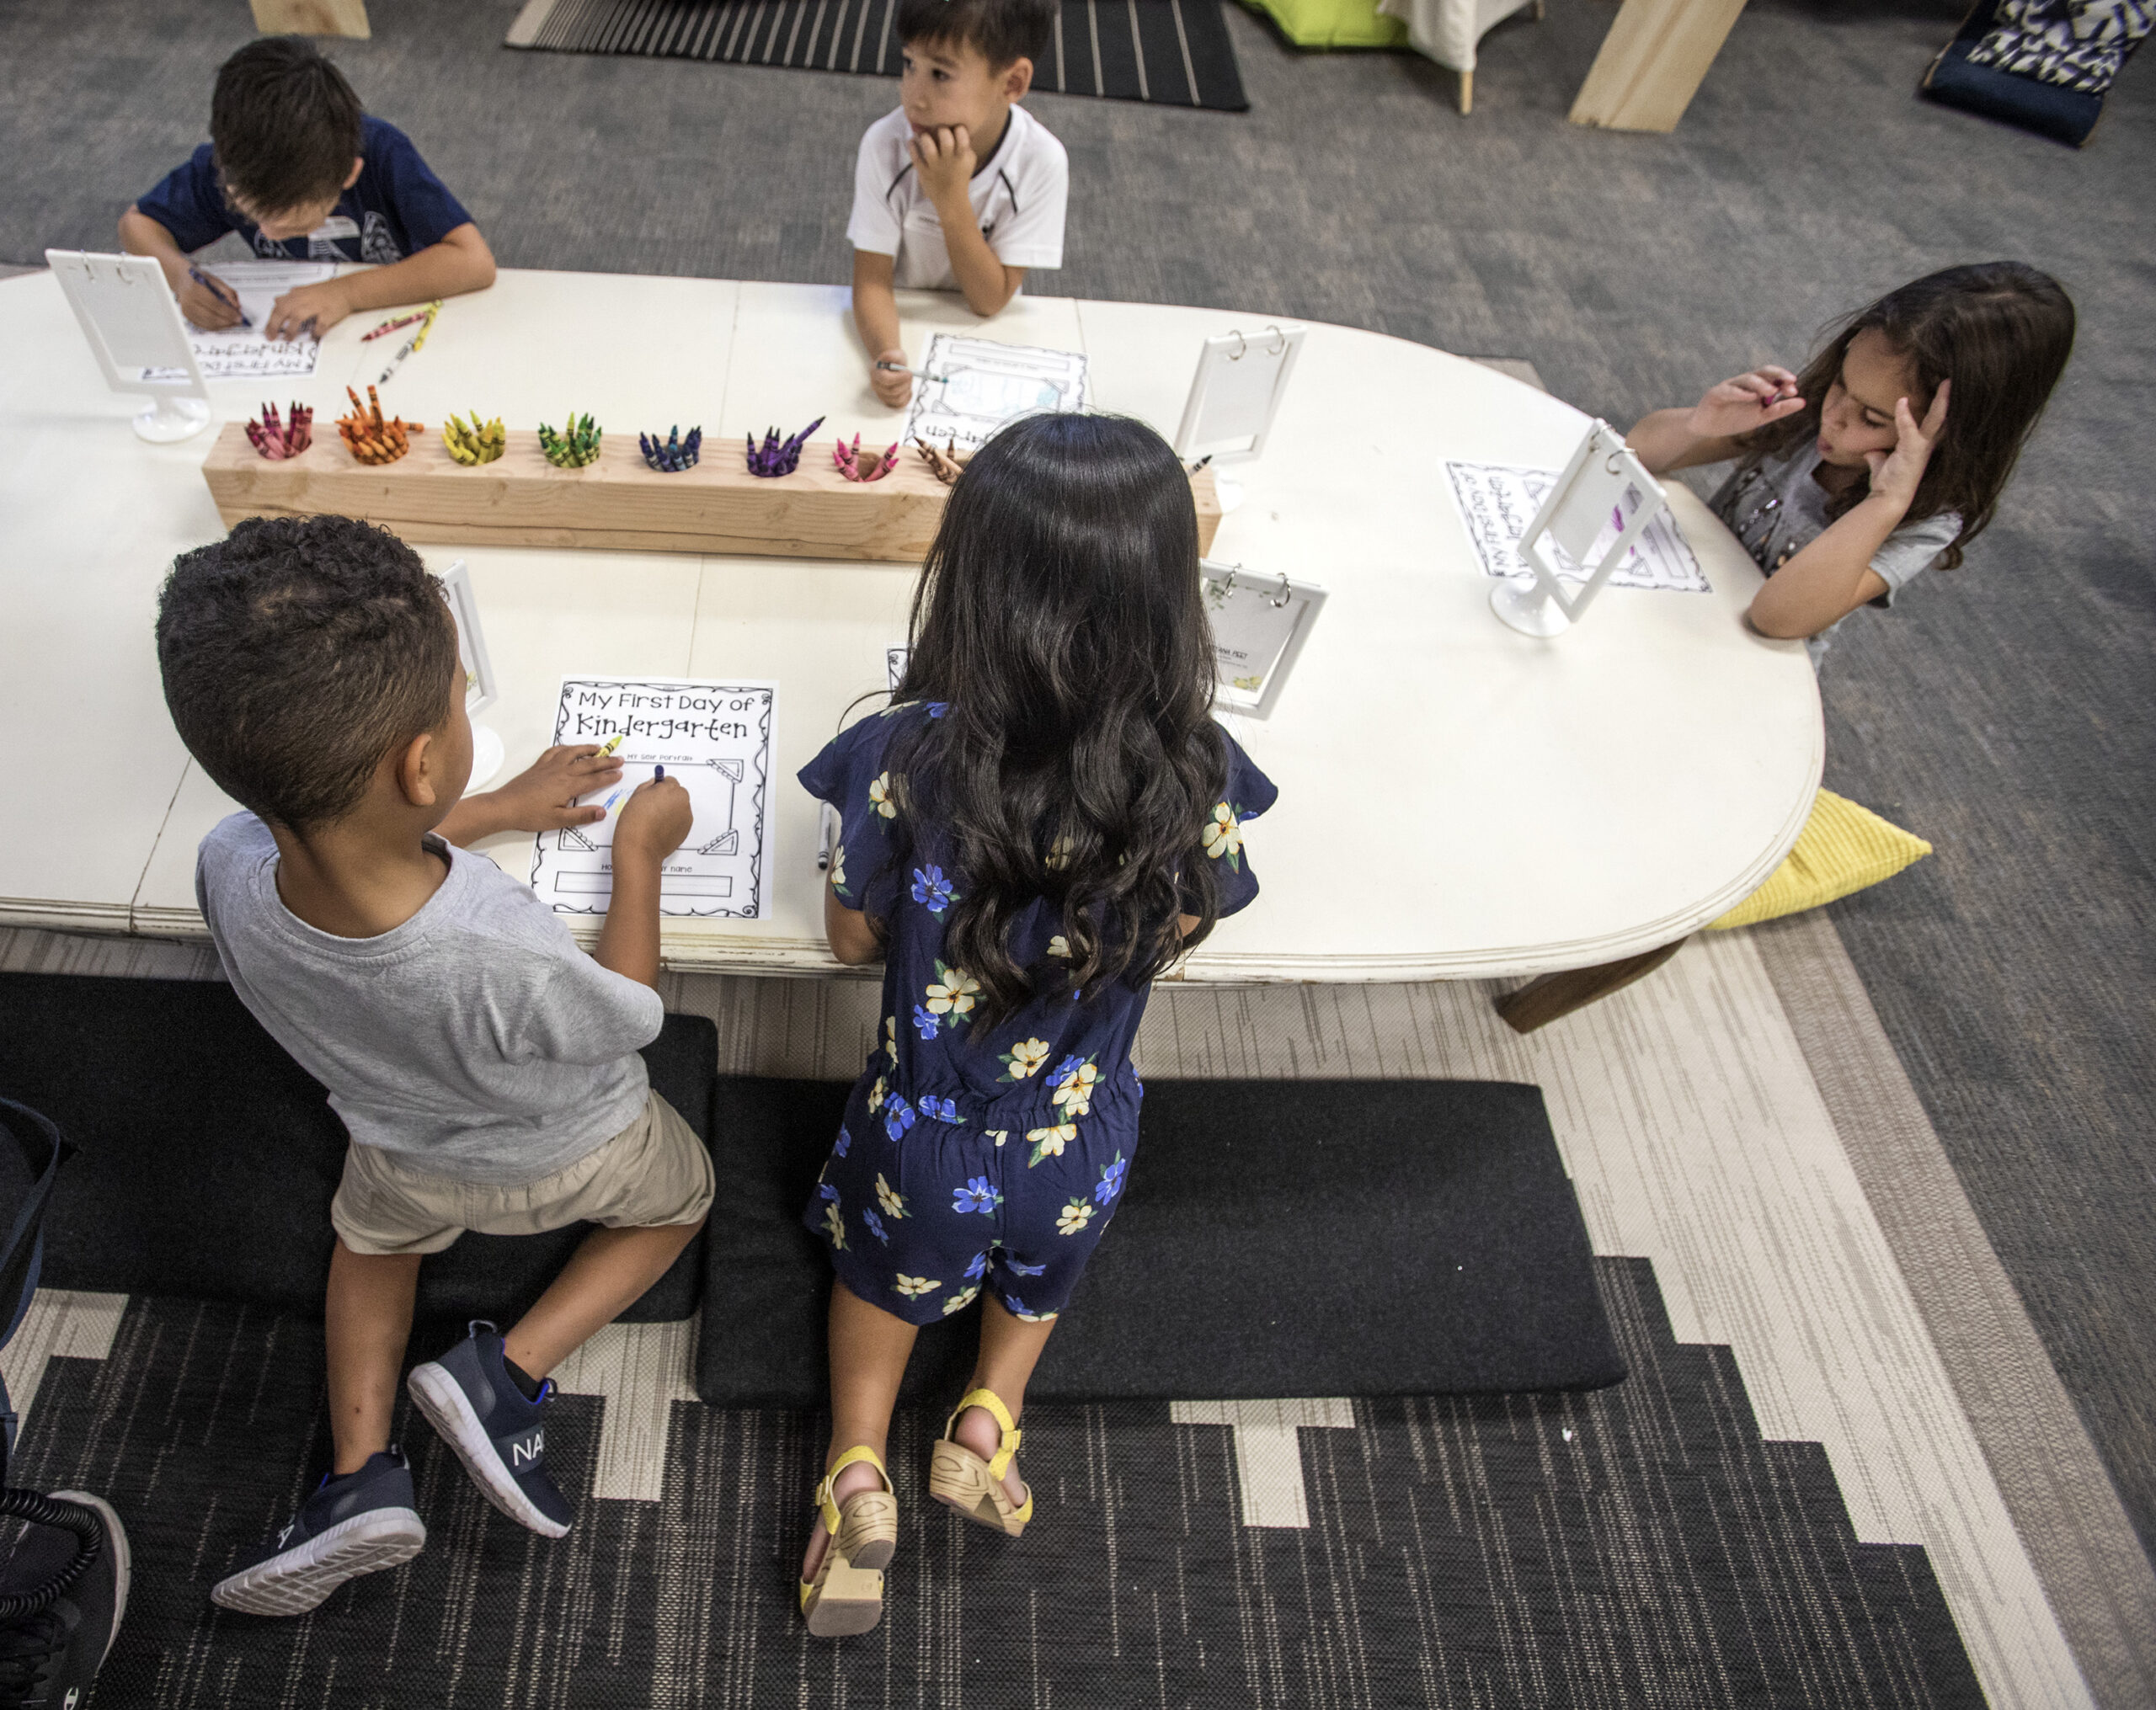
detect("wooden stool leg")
[1495,938,1687,1034]
[251,0,371,36]
[1458,68,1474,115]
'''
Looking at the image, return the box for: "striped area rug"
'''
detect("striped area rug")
[2,914,2150,1703]
[508,0,1251,109]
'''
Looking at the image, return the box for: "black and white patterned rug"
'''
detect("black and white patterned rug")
[506,0,1252,111]
[13,1256,1982,1707]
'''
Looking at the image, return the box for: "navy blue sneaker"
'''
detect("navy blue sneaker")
[210,1451,424,1616]
[407,1322,571,1539]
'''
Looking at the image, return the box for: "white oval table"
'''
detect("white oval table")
[0,267,1818,983]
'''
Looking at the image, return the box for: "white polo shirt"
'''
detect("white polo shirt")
[847,104,1068,292]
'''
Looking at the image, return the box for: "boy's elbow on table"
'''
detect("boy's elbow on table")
[439,223,498,293]
[966,267,1026,317]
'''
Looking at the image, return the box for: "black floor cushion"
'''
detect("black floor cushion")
[0,973,716,1326]
[699,1074,1626,1405]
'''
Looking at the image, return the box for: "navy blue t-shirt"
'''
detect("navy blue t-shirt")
[800,702,1278,1119]
[133,115,471,264]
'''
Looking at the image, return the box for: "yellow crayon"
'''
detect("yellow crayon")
[597,733,624,757]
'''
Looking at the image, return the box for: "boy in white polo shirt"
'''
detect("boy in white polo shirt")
[851,0,1067,408]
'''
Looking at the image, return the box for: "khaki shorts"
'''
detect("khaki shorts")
[331,1090,714,1258]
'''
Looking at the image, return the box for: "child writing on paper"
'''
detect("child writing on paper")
[792,413,1278,1636]
[853,0,1068,409]
[119,37,494,340]
[157,517,710,1617]
[1626,262,2075,667]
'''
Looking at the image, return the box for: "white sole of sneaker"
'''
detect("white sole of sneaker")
[50,1490,129,1663]
[407,1361,572,1540]
[208,1506,425,1617]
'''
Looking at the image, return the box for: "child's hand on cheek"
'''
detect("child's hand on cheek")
[1865,380,1951,513]
[911,125,977,206]
[487,743,624,832]
[613,775,694,866]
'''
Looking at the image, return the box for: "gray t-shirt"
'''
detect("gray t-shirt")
[195,812,663,1185]
[1711,440,1961,668]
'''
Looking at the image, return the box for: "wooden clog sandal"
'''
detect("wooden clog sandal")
[928,1388,1033,1538]
[798,1446,899,1637]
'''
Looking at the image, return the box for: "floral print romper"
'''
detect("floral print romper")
[798,702,1277,1328]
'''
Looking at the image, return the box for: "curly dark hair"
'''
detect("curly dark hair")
[156,515,457,834]
[1737,262,2075,570]
[896,0,1054,68]
[211,36,365,217]
[880,412,1227,1034]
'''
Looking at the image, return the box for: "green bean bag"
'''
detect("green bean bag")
[1240,0,1408,50]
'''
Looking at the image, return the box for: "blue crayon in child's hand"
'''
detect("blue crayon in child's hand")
[654,765,664,780]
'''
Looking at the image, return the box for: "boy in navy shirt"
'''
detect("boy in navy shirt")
[119,37,494,340]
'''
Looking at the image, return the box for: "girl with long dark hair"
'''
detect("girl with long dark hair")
[1626,262,2075,664]
[790,412,1277,1635]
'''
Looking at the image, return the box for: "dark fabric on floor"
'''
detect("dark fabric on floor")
[0,0,2148,1555]
[700,1075,1625,1405]
[0,972,714,1324]
[511,0,1252,110]
[11,1260,1983,1707]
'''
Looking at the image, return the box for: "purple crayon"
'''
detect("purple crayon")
[744,416,825,477]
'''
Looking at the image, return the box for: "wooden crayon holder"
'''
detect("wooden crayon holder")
[202,425,1225,563]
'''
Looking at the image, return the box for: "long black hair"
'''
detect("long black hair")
[1740,262,2075,569]
[883,412,1226,1031]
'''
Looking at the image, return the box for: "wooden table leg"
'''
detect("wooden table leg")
[1495,937,1687,1034]
[251,0,371,36]
[1567,0,1746,133]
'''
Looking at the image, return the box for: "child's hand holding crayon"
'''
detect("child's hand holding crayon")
[1684,365,1807,440]
[179,266,247,330]
[871,347,914,408]
[613,774,693,866]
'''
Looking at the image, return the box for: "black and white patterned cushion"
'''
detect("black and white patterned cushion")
[1967,0,2152,92]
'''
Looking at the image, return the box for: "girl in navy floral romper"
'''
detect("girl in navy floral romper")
[792,413,1277,1635]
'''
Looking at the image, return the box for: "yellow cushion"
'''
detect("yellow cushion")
[1706,789,1933,930]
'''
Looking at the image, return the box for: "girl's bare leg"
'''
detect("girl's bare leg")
[956,1294,1054,1503]
[803,1280,919,1579]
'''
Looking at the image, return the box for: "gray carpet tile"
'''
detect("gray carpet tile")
[3,0,2151,1564]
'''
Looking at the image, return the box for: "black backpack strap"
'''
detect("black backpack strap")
[0,1099,74,1478]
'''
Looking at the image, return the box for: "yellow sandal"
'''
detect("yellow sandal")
[928,1388,1034,1537]
[798,1446,899,1637]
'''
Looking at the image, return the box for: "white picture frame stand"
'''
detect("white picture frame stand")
[45,249,212,444]
[1202,559,1326,719]
[437,560,506,787]
[1172,325,1305,514]
[1489,419,1669,638]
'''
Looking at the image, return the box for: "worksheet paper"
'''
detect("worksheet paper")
[905,334,1088,451]
[1444,459,1709,594]
[530,678,776,920]
[182,259,333,379]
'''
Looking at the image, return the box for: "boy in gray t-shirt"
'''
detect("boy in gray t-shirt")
[157,516,713,1617]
